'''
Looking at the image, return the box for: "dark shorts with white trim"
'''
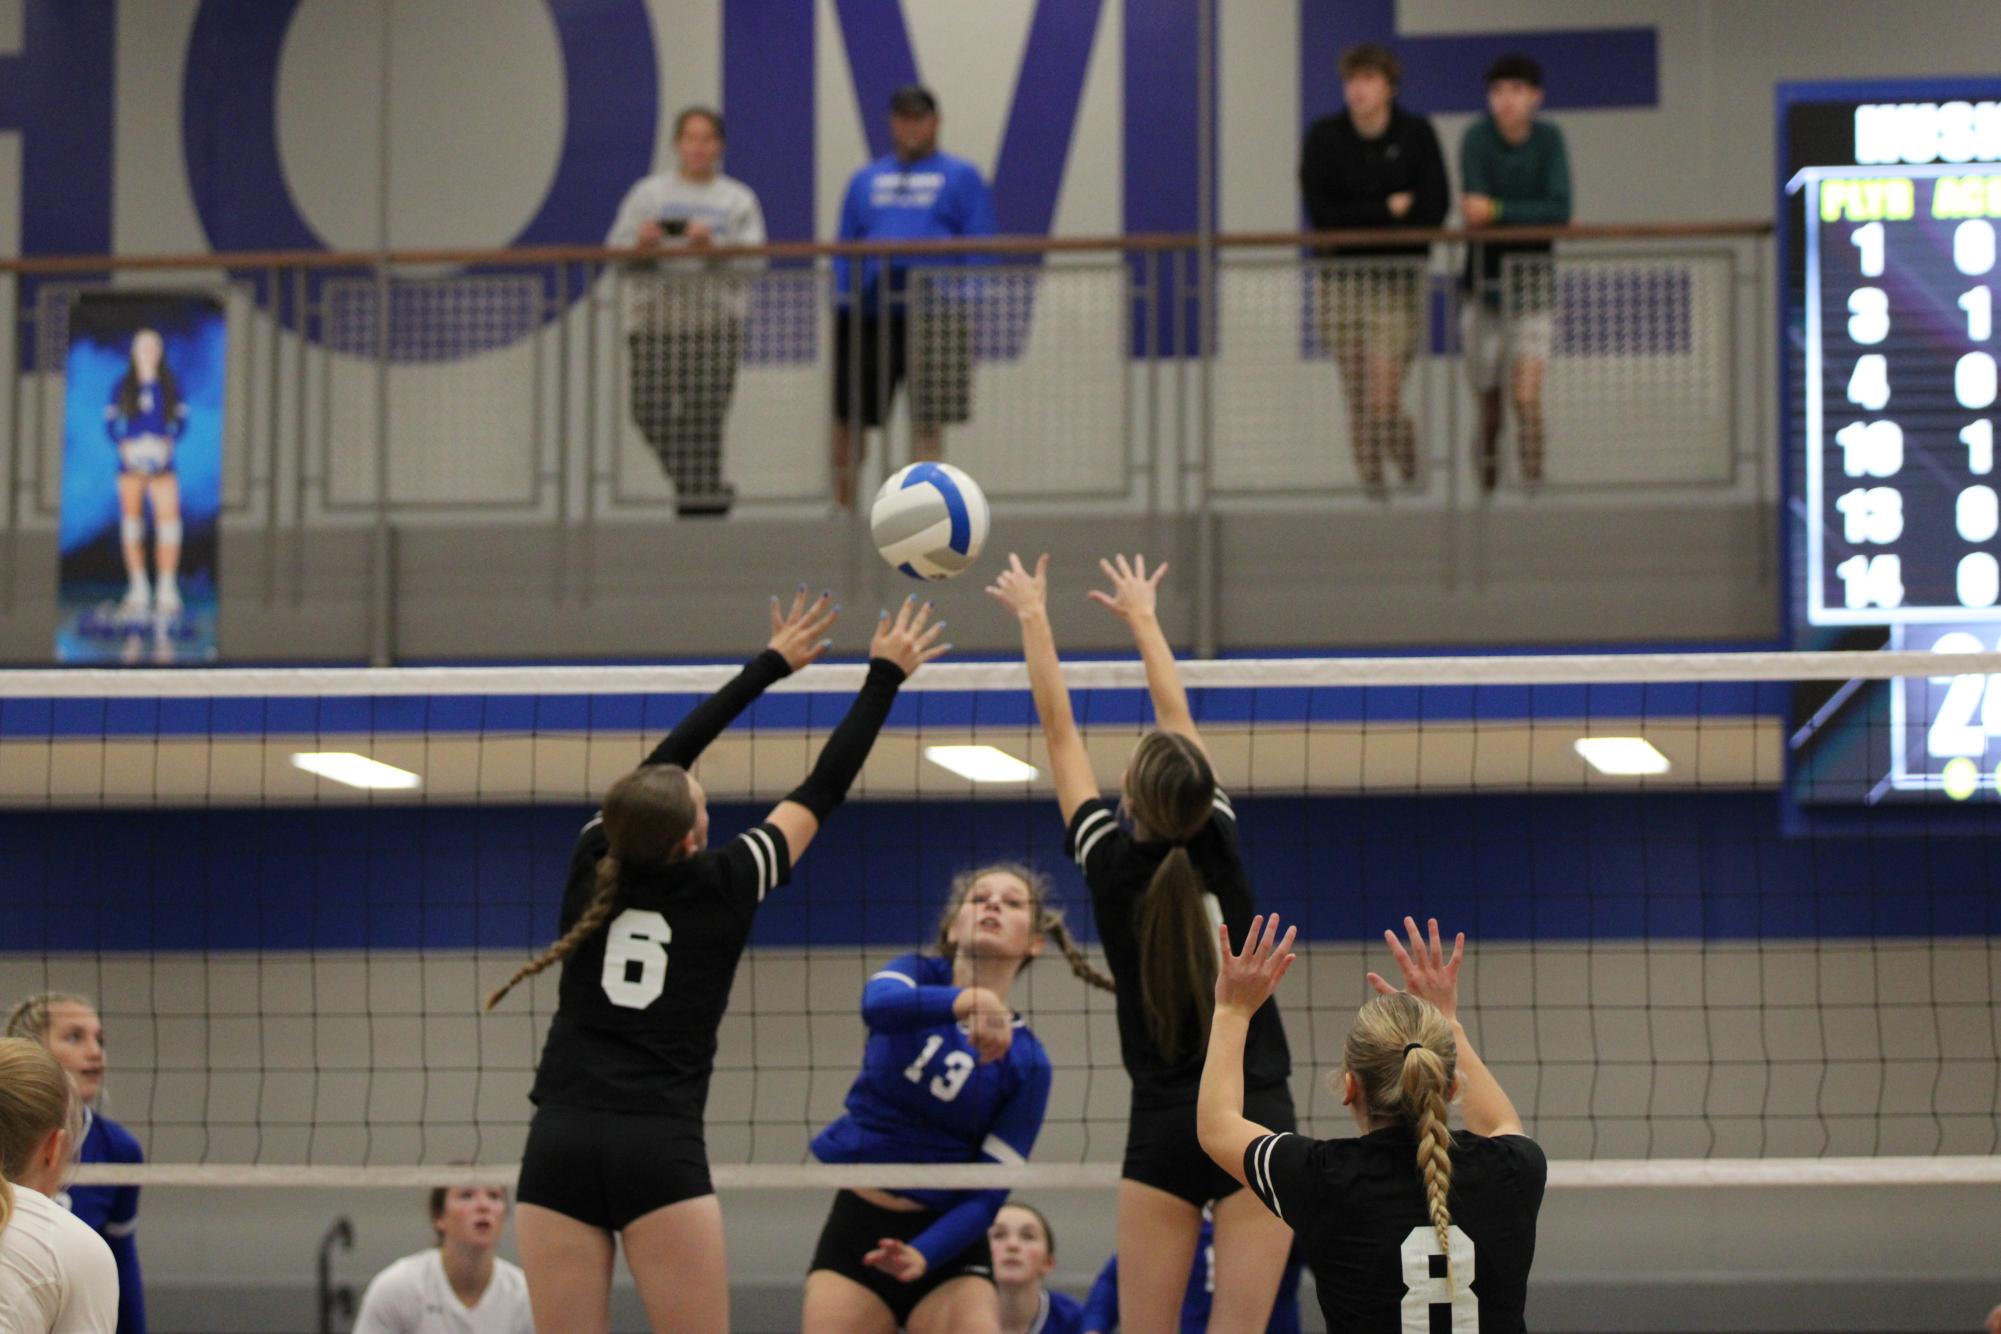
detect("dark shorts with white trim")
[1123,1083,1297,1207]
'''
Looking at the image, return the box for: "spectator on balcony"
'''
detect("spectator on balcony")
[608,106,767,518]
[1460,54,1571,494]
[831,85,996,511]
[1299,43,1449,496]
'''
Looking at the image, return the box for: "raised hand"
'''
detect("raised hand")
[870,594,950,676]
[862,1236,929,1283]
[767,586,838,672]
[985,552,1049,620]
[1086,553,1167,623]
[1366,916,1465,1023]
[1215,913,1298,1018]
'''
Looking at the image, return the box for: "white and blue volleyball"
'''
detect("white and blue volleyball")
[871,463,991,580]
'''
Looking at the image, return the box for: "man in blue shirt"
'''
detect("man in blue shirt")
[832,85,997,509]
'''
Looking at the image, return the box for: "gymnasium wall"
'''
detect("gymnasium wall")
[0,0,1993,661]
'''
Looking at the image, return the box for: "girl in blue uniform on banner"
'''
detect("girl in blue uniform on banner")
[8,992,147,1334]
[57,292,225,663]
[803,864,1113,1334]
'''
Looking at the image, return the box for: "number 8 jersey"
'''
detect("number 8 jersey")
[529,814,790,1118]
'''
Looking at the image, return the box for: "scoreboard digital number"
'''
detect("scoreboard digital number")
[1783,80,2001,806]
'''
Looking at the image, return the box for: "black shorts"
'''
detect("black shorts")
[808,1190,995,1325]
[515,1102,712,1232]
[833,312,973,430]
[1123,1083,1297,1207]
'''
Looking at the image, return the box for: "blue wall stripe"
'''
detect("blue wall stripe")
[1298,0,1658,121]
[0,681,1787,739]
[722,0,817,243]
[4,794,1995,954]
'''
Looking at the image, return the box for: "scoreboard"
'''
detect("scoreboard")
[1783,80,2001,804]
[1794,146,2001,621]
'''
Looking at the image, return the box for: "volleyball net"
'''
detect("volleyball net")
[3,649,1998,1193]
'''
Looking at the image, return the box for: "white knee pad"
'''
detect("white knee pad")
[156,519,183,546]
[121,517,146,545]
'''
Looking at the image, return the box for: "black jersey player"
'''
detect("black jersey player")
[1200,915,1545,1333]
[486,590,947,1334]
[987,552,1296,1332]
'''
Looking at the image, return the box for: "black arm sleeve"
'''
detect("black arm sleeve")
[645,649,791,768]
[784,658,906,820]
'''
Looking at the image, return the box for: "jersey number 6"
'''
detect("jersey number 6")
[601,909,671,1008]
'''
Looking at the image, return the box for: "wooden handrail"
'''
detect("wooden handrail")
[0,220,1774,274]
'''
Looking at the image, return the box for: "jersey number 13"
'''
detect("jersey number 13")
[601,909,671,1008]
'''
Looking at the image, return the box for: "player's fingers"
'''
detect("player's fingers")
[1382,928,1414,970]
[1148,561,1168,587]
[1274,924,1298,961]
[1008,552,1026,576]
[916,618,946,648]
[1086,590,1118,610]
[1116,553,1135,582]
[770,594,784,634]
[1034,553,1050,581]
[1365,971,1398,996]
[1270,952,1298,988]
[1449,932,1466,971]
[920,642,953,664]
[1404,916,1426,962]
[1259,912,1282,956]
[790,584,811,621]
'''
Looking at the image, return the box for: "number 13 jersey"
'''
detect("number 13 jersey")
[529,815,790,1118]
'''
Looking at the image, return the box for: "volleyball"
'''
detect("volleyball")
[870,462,991,580]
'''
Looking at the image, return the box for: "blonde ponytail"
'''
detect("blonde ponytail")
[1344,994,1462,1287]
[1405,1044,1456,1271]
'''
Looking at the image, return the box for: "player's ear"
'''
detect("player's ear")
[677,828,700,858]
[1339,1070,1360,1107]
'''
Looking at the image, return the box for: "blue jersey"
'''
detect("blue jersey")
[104,378,187,444]
[835,151,997,309]
[1078,1217,1302,1334]
[811,953,1051,1271]
[1033,1287,1087,1334]
[62,1109,146,1334]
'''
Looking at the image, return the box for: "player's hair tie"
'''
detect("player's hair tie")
[1402,1043,1423,1057]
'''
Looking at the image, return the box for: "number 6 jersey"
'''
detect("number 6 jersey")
[528,814,790,1119]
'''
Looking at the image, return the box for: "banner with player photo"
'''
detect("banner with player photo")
[57,293,226,663]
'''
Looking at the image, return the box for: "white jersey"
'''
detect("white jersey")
[352,1250,533,1334]
[0,1185,119,1334]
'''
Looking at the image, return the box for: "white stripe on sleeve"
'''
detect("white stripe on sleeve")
[1073,809,1115,869]
[1252,1133,1289,1218]
[981,1135,1028,1167]
[869,971,919,988]
[742,827,776,900]
[1213,790,1236,821]
[103,1217,139,1238]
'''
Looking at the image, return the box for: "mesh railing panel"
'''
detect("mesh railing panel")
[909,263,1132,500]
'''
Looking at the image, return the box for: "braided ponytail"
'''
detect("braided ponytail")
[1405,1044,1457,1274]
[1344,993,1462,1288]
[1042,913,1116,994]
[486,856,622,1011]
[486,764,697,1011]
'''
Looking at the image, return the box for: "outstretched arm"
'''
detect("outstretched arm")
[646,587,837,769]
[1369,916,1524,1137]
[1088,554,1203,754]
[763,596,948,863]
[987,554,1100,824]
[1198,914,1298,1186]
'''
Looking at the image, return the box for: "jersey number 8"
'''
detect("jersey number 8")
[601,909,672,1009]
[902,1034,976,1102]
